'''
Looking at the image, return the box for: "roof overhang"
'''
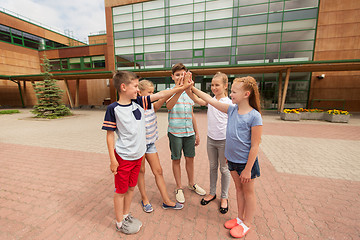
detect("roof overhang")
[1,60,360,81]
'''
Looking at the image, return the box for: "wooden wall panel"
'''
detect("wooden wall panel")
[310,0,360,111]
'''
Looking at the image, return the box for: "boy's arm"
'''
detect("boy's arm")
[191,86,230,113]
[152,98,167,112]
[192,110,200,146]
[106,130,118,175]
[166,91,182,110]
[239,125,262,183]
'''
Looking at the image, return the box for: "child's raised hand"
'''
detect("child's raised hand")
[183,71,193,89]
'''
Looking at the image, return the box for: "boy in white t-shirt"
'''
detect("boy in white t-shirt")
[102,71,191,235]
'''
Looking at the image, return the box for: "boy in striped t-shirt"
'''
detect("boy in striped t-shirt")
[166,63,206,204]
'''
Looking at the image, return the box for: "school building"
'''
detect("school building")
[1,0,360,111]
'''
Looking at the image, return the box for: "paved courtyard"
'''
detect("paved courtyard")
[1,109,359,239]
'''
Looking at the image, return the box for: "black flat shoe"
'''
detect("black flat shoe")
[219,199,228,214]
[200,194,216,205]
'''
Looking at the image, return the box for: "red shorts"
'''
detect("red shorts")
[114,151,143,194]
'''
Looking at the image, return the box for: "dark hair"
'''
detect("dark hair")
[113,71,138,92]
[233,76,261,114]
[171,63,188,75]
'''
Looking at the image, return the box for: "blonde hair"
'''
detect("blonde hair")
[213,72,229,96]
[233,76,261,114]
[113,71,138,92]
[138,79,154,91]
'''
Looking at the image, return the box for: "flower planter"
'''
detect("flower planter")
[280,112,301,121]
[300,112,324,120]
[324,113,350,123]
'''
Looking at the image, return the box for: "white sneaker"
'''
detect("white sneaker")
[188,184,206,196]
[175,188,185,203]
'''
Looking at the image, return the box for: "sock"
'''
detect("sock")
[240,222,250,232]
[123,214,129,220]
[116,221,122,228]
[236,217,243,225]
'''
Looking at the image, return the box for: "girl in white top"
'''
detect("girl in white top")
[137,80,184,212]
[186,72,231,213]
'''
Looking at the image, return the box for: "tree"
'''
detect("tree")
[32,55,71,119]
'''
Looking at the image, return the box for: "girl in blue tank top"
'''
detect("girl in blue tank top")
[190,75,262,239]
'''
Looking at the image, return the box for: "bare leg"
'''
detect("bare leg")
[114,192,125,223]
[146,152,176,206]
[242,180,256,227]
[185,156,195,186]
[172,159,182,189]
[137,158,150,205]
[230,170,245,220]
[123,186,135,215]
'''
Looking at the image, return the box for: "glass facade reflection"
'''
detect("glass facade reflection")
[112,0,319,108]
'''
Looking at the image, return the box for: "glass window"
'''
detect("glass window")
[239,0,268,6]
[194,2,205,12]
[282,30,315,41]
[144,18,165,28]
[238,44,265,55]
[170,32,192,42]
[206,28,231,38]
[144,35,165,44]
[69,58,81,69]
[194,13,205,22]
[145,52,165,61]
[170,23,192,33]
[115,38,133,47]
[238,24,267,35]
[270,2,284,12]
[144,43,165,52]
[205,47,230,57]
[238,3,268,16]
[113,5,132,15]
[170,14,193,25]
[205,38,231,48]
[170,41,192,51]
[284,8,318,21]
[267,33,281,43]
[0,24,10,33]
[143,0,164,10]
[170,4,193,16]
[285,0,318,10]
[0,32,12,43]
[267,22,282,32]
[237,34,266,45]
[144,26,165,36]
[238,14,267,26]
[268,12,283,23]
[61,59,69,70]
[281,40,314,52]
[266,43,280,53]
[24,39,39,49]
[12,37,23,45]
[49,60,61,71]
[83,57,91,68]
[206,19,232,29]
[206,0,233,10]
[206,9,232,21]
[143,9,164,19]
[194,40,204,48]
[194,49,204,57]
[92,56,105,68]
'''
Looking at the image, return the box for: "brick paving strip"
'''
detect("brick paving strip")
[0,110,359,239]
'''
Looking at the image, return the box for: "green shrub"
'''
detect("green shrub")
[0,109,20,114]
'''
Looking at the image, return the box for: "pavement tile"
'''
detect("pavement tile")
[1,110,360,239]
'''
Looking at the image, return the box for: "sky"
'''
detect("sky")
[1,0,106,43]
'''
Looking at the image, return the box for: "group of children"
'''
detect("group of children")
[102,63,263,238]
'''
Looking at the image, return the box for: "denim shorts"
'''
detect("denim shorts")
[227,158,260,179]
[146,143,157,154]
